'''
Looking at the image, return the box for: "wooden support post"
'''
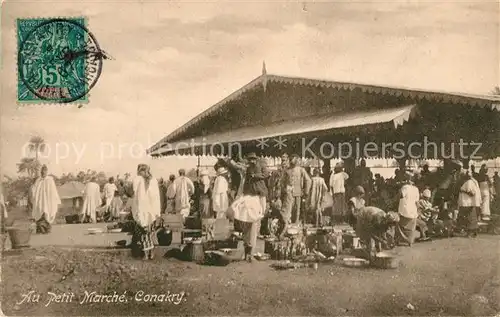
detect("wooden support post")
[322,159,331,185]
[397,158,407,171]
[344,157,356,175]
[197,156,201,177]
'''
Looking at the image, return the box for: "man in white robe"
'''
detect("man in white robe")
[457,171,482,237]
[31,165,61,234]
[132,173,161,228]
[173,169,195,220]
[81,178,102,223]
[132,164,161,260]
[1,181,9,250]
[212,167,229,218]
[103,177,117,212]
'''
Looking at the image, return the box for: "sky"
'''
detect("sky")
[1,0,498,178]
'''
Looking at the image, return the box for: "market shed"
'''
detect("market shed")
[148,67,500,162]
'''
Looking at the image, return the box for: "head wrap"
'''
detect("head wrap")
[422,189,431,198]
[385,211,400,224]
[404,170,414,182]
[201,175,210,194]
[354,185,365,195]
[334,162,343,173]
[137,164,152,190]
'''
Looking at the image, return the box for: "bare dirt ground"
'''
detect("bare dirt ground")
[2,235,499,316]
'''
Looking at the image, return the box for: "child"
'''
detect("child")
[109,190,124,221]
[417,189,444,238]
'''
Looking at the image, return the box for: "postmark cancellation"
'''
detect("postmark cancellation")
[17,17,104,104]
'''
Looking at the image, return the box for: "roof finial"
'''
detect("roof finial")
[262,60,267,75]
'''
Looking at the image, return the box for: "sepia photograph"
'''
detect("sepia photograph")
[1,0,499,316]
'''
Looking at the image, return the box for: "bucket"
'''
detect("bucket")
[373,252,400,269]
[188,241,205,263]
[7,227,31,249]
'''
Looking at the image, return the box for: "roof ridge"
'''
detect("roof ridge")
[147,73,500,154]
[267,73,500,101]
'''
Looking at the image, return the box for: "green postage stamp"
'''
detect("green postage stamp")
[17,17,105,104]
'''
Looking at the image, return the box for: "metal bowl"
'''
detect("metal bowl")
[342,257,369,268]
[88,228,104,235]
[286,228,300,235]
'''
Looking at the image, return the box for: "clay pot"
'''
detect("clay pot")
[7,227,31,249]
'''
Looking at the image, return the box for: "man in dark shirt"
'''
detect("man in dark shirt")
[242,153,269,200]
[228,152,269,262]
[494,172,500,199]
[352,158,373,203]
[470,165,479,180]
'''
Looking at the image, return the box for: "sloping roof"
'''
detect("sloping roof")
[148,73,500,154]
[57,181,85,199]
[150,104,417,157]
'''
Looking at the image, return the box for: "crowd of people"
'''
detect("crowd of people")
[158,154,499,262]
[9,155,499,262]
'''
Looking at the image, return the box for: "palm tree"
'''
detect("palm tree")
[17,157,41,178]
[28,136,46,161]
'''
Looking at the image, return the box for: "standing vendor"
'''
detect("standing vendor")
[282,154,311,225]
[329,162,349,224]
[396,171,420,246]
[228,153,269,262]
[198,170,212,219]
[212,167,229,219]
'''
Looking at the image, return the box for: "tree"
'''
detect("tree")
[3,176,35,207]
[28,135,46,161]
[17,157,41,178]
[491,86,500,95]
[77,171,86,181]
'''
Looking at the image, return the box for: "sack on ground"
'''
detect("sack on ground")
[227,195,263,223]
